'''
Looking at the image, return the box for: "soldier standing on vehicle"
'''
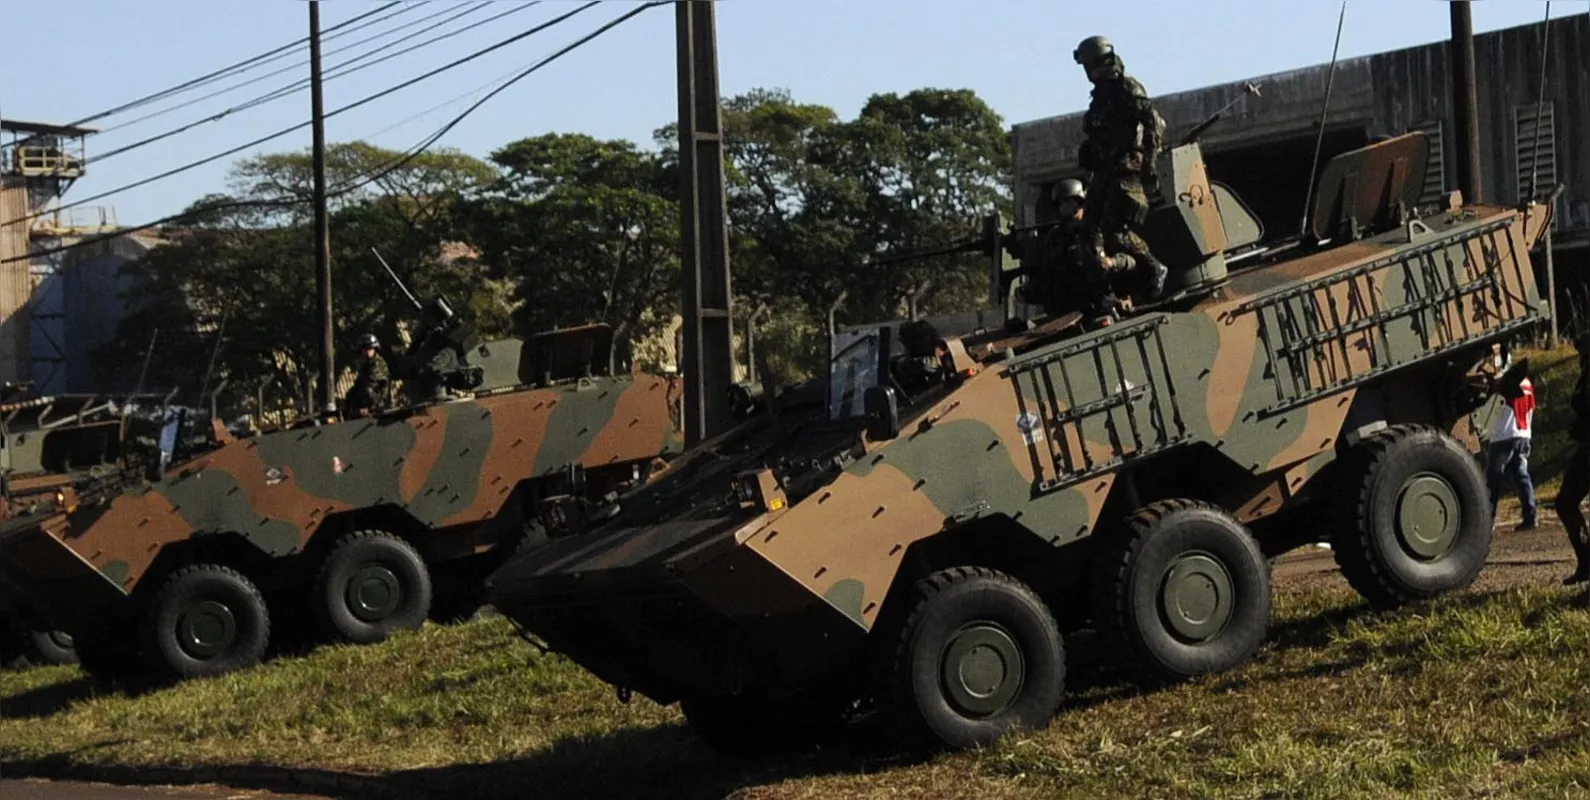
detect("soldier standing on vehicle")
[345,333,393,416]
[1554,333,1590,585]
[1483,345,1537,531]
[1073,35,1169,304]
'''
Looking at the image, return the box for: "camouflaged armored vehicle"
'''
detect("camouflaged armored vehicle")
[0,386,174,668]
[487,132,1558,754]
[0,318,683,683]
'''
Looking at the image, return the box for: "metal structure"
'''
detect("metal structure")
[675,0,734,446]
[0,119,98,393]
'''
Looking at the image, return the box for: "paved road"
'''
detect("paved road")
[0,779,333,799]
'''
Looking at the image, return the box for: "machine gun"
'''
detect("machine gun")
[1178,82,1262,146]
[371,248,485,401]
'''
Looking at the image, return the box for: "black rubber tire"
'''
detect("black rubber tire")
[314,530,432,644]
[1089,499,1272,685]
[1331,425,1492,609]
[681,692,848,759]
[142,564,271,681]
[6,614,77,667]
[886,566,1066,751]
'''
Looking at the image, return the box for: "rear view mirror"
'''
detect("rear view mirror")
[863,386,900,442]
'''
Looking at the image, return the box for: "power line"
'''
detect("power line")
[1,1,604,231]
[92,1,538,164]
[97,1,487,138]
[64,1,408,130]
[0,1,664,266]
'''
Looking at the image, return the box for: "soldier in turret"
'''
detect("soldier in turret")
[345,333,393,416]
[1073,35,1168,304]
[1042,178,1118,324]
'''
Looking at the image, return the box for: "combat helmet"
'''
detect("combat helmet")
[1073,36,1114,69]
[357,332,380,350]
[1053,178,1086,204]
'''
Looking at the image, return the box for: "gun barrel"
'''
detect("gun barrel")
[371,247,423,310]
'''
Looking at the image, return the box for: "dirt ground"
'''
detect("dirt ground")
[1273,511,1584,595]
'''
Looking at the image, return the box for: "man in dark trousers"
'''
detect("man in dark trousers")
[1553,332,1590,585]
[1073,35,1168,304]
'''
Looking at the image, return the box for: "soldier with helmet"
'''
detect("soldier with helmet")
[1042,177,1118,323]
[1073,35,1169,304]
[345,332,394,416]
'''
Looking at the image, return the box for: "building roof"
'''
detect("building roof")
[0,118,99,137]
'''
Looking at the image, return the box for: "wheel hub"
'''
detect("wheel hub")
[1160,552,1235,643]
[939,622,1025,719]
[346,565,403,622]
[1396,472,1460,560]
[176,600,237,659]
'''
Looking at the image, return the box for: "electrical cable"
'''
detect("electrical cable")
[63,2,407,130]
[1,1,604,231]
[94,0,544,164]
[97,1,493,138]
[1,1,664,265]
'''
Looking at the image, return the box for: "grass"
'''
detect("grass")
[2,343,1585,798]
[5,586,1590,799]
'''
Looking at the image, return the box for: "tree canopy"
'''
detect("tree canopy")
[97,85,1014,414]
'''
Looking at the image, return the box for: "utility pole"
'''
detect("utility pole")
[1450,0,1483,204]
[675,0,734,446]
[310,1,336,414]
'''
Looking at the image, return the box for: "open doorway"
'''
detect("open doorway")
[1203,126,1372,240]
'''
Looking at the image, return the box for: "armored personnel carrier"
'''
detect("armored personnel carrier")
[486,132,1557,754]
[0,386,174,668]
[0,310,684,684]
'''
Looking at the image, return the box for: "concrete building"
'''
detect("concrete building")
[1011,13,1590,266]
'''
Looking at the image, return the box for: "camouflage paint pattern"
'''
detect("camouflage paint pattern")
[488,133,1555,706]
[0,361,683,631]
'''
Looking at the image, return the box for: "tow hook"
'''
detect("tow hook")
[616,686,632,704]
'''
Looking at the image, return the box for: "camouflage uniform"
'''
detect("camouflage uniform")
[1074,37,1168,302]
[347,351,393,415]
[1553,338,1590,584]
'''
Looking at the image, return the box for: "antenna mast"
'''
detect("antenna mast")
[1299,0,1348,240]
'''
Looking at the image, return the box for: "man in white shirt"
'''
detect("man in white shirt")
[1486,351,1537,531]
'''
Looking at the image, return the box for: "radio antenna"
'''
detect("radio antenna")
[1299,0,1349,240]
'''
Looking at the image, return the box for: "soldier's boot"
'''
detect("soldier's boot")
[1140,254,1168,302]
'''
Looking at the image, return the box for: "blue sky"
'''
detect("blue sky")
[3,0,1580,224]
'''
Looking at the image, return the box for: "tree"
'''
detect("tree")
[459,133,681,361]
[94,143,507,418]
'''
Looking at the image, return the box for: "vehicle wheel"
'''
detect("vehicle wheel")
[5,612,77,667]
[885,566,1066,751]
[681,691,848,758]
[1331,425,1491,608]
[142,564,271,680]
[1089,499,1271,685]
[315,530,432,644]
